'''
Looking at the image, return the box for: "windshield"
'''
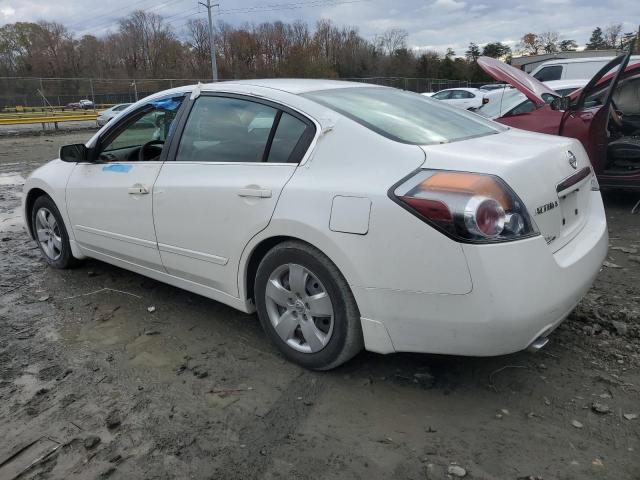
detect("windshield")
[303,87,504,145]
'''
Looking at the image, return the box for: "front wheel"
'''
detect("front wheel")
[31,195,79,269]
[255,241,363,370]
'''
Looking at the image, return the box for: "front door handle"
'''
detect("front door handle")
[237,188,272,198]
[128,185,149,195]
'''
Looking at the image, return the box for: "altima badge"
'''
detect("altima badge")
[567,151,577,169]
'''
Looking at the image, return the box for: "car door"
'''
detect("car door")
[446,90,467,108]
[153,93,316,297]
[559,51,633,174]
[66,95,185,270]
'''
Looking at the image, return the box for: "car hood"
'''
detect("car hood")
[477,56,557,107]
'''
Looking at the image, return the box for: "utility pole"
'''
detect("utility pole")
[199,0,219,82]
[130,80,138,102]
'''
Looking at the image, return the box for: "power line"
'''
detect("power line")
[67,0,159,31]
[74,0,370,37]
[74,0,190,37]
[169,0,369,31]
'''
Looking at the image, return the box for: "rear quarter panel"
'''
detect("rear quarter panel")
[241,113,474,304]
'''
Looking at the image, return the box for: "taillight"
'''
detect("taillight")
[391,170,539,243]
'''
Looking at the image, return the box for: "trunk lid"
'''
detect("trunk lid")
[420,129,594,252]
[477,56,558,107]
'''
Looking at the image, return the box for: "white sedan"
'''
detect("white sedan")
[23,79,607,370]
[423,87,485,110]
[477,80,589,119]
[96,103,132,127]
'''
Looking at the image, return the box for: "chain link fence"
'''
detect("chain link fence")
[0,76,490,111]
[343,77,487,93]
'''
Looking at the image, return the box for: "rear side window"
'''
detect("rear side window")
[451,90,475,99]
[533,65,562,82]
[268,112,311,163]
[304,87,503,145]
[177,96,277,163]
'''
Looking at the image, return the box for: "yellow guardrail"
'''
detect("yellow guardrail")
[0,111,103,118]
[0,114,98,126]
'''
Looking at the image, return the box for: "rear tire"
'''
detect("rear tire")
[31,195,79,269]
[255,241,363,370]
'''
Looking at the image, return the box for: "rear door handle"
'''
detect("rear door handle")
[237,188,272,198]
[128,185,149,195]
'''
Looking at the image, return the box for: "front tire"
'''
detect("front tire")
[31,195,78,269]
[255,241,363,370]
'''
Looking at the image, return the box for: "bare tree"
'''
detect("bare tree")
[604,23,623,49]
[375,28,408,56]
[517,33,543,55]
[186,19,210,76]
[538,31,560,54]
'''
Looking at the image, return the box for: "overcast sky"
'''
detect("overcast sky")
[0,0,637,55]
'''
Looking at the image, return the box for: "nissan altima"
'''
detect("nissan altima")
[23,79,608,370]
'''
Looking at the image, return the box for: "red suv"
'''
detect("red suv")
[478,47,639,190]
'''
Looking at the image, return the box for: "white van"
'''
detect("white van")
[531,56,640,82]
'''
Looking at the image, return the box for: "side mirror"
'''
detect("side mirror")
[59,144,88,162]
[550,96,571,112]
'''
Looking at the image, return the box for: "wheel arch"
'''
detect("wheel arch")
[239,226,364,308]
[24,187,50,239]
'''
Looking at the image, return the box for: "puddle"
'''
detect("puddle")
[0,209,23,233]
[0,172,25,186]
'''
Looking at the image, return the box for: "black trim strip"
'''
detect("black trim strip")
[262,110,282,163]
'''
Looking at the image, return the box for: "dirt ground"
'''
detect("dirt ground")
[0,131,639,480]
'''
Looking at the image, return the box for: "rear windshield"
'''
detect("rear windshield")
[303,87,504,145]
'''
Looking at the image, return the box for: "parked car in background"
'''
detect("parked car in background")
[423,87,484,110]
[97,103,132,126]
[23,79,607,370]
[65,99,95,110]
[479,83,508,91]
[478,47,640,190]
[477,80,588,120]
[531,55,640,82]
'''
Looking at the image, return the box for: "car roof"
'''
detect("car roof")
[543,79,589,90]
[199,78,376,95]
[538,55,640,67]
[436,87,480,92]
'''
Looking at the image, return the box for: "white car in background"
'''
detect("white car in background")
[531,55,640,82]
[477,79,588,120]
[96,103,133,127]
[23,79,607,370]
[423,87,484,110]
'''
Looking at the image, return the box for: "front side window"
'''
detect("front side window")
[99,96,184,161]
[304,87,503,145]
[432,90,451,100]
[533,65,562,82]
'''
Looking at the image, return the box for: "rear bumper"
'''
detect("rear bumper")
[355,191,608,356]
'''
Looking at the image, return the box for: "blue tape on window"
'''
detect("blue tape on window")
[102,164,133,173]
[150,98,181,111]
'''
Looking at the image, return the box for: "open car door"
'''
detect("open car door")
[559,47,634,173]
[477,56,558,107]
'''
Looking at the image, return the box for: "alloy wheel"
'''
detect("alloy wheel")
[264,263,334,354]
[35,207,63,261]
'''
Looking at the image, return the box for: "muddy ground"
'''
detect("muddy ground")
[0,131,639,480]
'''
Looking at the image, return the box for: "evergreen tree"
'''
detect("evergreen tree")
[585,27,607,50]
